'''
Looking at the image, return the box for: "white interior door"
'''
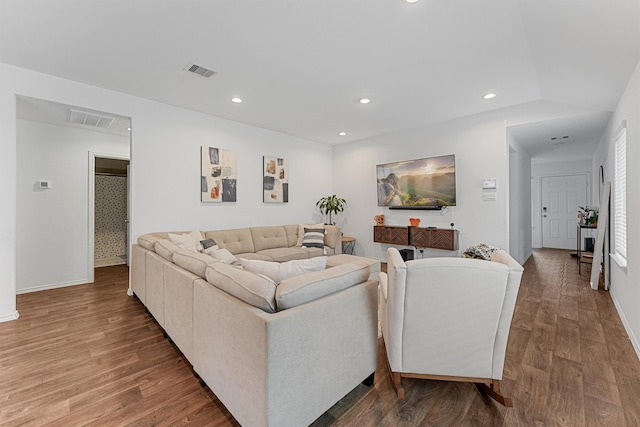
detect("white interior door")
[541,174,588,249]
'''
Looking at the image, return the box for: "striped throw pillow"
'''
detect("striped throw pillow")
[301,228,325,249]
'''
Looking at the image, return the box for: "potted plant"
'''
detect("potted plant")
[578,206,598,226]
[316,195,347,225]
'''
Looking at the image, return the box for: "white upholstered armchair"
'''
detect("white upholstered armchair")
[378,247,523,406]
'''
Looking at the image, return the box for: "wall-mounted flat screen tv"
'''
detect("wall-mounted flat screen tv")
[376,154,456,208]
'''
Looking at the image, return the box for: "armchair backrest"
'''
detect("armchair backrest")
[380,247,523,380]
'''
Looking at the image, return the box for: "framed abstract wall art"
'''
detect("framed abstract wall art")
[201,146,237,202]
[263,156,288,203]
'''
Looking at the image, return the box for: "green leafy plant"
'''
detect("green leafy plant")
[316,195,347,225]
[578,206,598,226]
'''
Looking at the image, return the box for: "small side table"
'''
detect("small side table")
[341,236,356,255]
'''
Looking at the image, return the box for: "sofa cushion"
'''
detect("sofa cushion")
[240,257,327,283]
[138,234,160,251]
[235,252,274,261]
[173,249,218,278]
[250,226,288,252]
[275,261,371,311]
[205,263,277,312]
[256,247,309,262]
[324,225,342,251]
[155,238,181,261]
[206,228,255,255]
[284,224,299,247]
[301,247,325,258]
[326,254,381,278]
[168,231,205,252]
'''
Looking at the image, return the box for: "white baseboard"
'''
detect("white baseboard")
[16,279,88,295]
[610,289,640,362]
[0,311,20,323]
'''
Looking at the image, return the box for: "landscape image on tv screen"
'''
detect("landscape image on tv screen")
[376,154,456,207]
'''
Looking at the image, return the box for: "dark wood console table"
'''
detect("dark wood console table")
[373,226,458,251]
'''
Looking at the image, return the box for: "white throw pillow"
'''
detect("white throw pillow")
[168,230,204,252]
[210,247,238,264]
[201,245,220,255]
[295,223,325,246]
[240,257,327,283]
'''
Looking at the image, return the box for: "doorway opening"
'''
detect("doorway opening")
[94,157,130,268]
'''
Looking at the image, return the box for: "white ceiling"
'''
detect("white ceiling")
[1,0,639,162]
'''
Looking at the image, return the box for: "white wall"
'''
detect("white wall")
[507,131,533,264]
[16,120,129,292]
[530,159,592,248]
[333,112,510,261]
[592,60,640,359]
[0,62,333,320]
[128,100,332,235]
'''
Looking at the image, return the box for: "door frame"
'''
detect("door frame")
[537,172,590,250]
[87,151,130,283]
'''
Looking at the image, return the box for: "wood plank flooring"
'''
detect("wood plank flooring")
[1,249,639,426]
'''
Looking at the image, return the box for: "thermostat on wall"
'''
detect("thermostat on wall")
[37,180,53,189]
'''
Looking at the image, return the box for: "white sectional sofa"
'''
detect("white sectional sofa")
[130,224,380,427]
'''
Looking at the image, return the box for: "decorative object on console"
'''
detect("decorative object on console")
[376,154,456,208]
[409,217,421,227]
[374,214,385,225]
[316,194,347,224]
[201,146,237,202]
[263,156,289,203]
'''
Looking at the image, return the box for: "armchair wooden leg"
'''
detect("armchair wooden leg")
[381,338,406,398]
[476,380,513,407]
[391,372,405,399]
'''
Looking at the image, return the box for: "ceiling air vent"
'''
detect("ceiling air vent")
[68,109,116,129]
[185,63,217,78]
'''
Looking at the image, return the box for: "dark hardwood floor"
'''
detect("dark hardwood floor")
[1,249,639,426]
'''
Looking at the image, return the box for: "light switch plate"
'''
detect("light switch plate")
[37,179,53,189]
[482,179,497,189]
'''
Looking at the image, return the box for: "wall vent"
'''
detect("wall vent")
[185,63,217,78]
[68,109,116,129]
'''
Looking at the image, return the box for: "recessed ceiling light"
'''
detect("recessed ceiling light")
[339,132,347,136]
[404,0,420,3]
[359,98,371,104]
[482,93,496,100]
[231,97,242,103]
